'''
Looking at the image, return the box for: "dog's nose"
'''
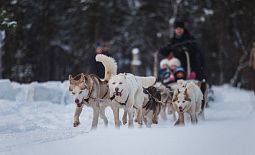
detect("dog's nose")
[115,87,119,92]
[75,99,79,104]
[179,106,183,110]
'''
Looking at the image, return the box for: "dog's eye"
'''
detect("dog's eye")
[72,92,75,95]
[119,82,122,84]
[182,101,185,103]
[112,82,116,85]
[79,91,82,94]
[177,101,180,103]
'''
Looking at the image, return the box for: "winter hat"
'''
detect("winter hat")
[168,58,181,67]
[160,59,169,68]
[174,21,185,29]
[160,58,181,69]
[174,67,186,80]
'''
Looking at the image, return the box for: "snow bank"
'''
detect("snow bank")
[0,79,17,101]
[0,80,72,104]
[0,81,255,155]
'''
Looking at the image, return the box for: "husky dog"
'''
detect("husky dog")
[142,86,162,127]
[172,80,203,125]
[154,82,176,121]
[109,73,156,128]
[177,79,208,119]
[69,54,117,129]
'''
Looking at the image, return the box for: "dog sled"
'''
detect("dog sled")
[158,50,214,106]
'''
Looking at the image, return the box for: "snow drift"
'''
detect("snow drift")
[0,79,255,155]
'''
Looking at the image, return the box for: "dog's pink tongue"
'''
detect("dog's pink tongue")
[116,92,122,96]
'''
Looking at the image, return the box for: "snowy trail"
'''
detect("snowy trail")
[0,84,255,155]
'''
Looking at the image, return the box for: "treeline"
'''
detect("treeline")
[0,0,254,90]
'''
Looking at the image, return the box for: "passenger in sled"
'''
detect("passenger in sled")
[159,20,207,94]
[159,51,196,85]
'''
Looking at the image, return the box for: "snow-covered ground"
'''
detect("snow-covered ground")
[0,79,255,155]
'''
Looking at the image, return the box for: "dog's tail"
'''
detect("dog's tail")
[96,54,117,81]
[135,76,156,88]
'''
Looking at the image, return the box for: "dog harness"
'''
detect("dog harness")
[83,83,109,103]
[143,88,165,106]
[110,94,130,106]
[83,86,93,103]
[101,86,109,99]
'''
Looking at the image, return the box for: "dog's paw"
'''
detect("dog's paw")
[174,121,179,126]
[174,121,184,126]
[90,126,97,131]
[128,122,134,128]
[152,119,158,124]
[146,124,152,128]
[122,118,127,125]
[73,121,80,127]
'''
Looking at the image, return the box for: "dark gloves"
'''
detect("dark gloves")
[159,46,172,57]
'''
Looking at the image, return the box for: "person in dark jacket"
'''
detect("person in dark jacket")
[89,42,111,79]
[160,21,208,104]
[160,21,206,81]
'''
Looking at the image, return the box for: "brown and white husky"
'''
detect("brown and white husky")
[68,54,117,130]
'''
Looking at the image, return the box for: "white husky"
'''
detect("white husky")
[108,73,156,128]
[172,80,203,125]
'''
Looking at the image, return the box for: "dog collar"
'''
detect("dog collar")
[114,94,129,106]
[84,98,89,103]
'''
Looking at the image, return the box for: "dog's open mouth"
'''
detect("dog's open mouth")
[179,106,186,113]
[115,89,123,97]
[77,103,83,107]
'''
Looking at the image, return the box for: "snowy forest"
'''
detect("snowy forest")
[0,0,255,90]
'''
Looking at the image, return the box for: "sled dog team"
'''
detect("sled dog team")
[68,54,207,129]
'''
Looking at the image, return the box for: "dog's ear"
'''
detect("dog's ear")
[84,76,93,91]
[196,81,201,88]
[184,88,191,102]
[69,86,73,91]
[69,74,73,80]
[177,89,180,94]
[69,75,74,91]
[79,73,85,82]
[169,91,174,98]
[172,89,179,102]
[110,74,114,79]
[86,76,97,98]
[184,88,187,94]
[172,94,178,102]
[69,75,75,85]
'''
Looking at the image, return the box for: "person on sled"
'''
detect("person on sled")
[159,20,207,93]
[159,51,197,85]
